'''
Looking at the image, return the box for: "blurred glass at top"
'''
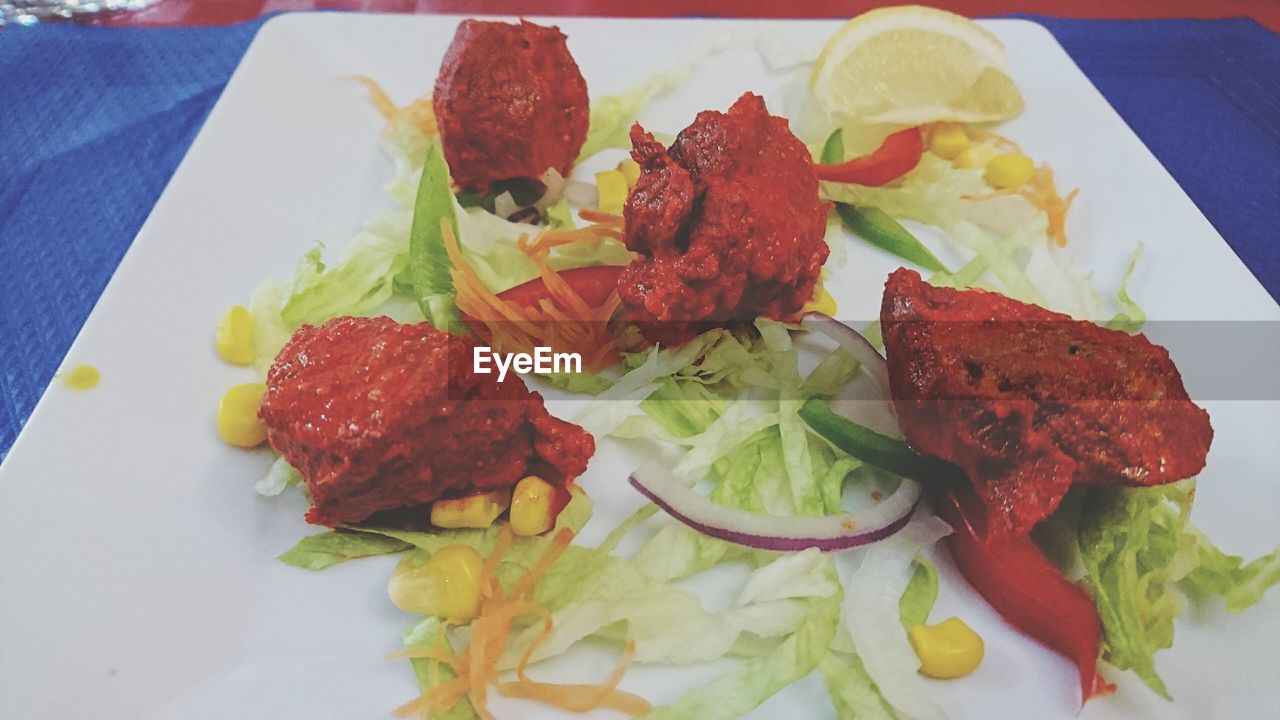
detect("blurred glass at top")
[0,0,159,26]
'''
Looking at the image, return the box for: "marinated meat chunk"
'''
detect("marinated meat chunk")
[433,19,590,193]
[258,316,594,526]
[620,93,830,344]
[881,268,1212,536]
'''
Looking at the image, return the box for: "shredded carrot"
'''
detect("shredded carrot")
[1030,165,1079,247]
[480,524,515,604]
[576,209,625,227]
[388,645,464,672]
[444,219,626,371]
[346,75,438,137]
[511,528,573,600]
[393,676,469,718]
[964,162,1079,247]
[498,638,650,715]
[392,526,650,719]
[517,222,624,258]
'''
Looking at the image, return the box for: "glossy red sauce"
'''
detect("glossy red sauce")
[433,19,589,193]
[258,316,594,526]
[881,268,1212,536]
[619,93,829,344]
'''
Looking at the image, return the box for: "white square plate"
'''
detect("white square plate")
[1,13,1277,720]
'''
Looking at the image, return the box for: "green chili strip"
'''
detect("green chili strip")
[821,129,948,273]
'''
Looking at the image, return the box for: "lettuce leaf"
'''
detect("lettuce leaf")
[408,143,460,328]
[278,530,411,571]
[640,556,842,720]
[401,617,478,720]
[819,651,897,720]
[842,515,952,720]
[1106,242,1146,332]
[578,42,718,161]
[824,153,1147,324]
[1078,482,1280,698]
[822,154,988,230]
[279,220,411,329]
[898,559,941,631]
[255,454,300,497]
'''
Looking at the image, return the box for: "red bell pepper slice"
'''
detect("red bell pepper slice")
[933,482,1114,704]
[813,127,924,186]
[497,265,624,308]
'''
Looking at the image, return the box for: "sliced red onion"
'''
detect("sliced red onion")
[802,313,890,395]
[507,207,542,225]
[628,461,920,552]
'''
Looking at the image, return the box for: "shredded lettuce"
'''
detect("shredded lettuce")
[819,651,897,720]
[278,530,412,571]
[407,143,460,328]
[641,555,841,720]
[578,36,729,161]
[898,559,941,631]
[248,279,293,375]
[575,332,723,438]
[545,197,576,229]
[822,154,987,230]
[823,153,1147,324]
[255,454,300,497]
[402,617,478,719]
[280,223,411,329]
[799,348,860,398]
[247,153,631,373]
[842,515,952,720]
[1078,482,1280,698]
[1106,242,1147,331]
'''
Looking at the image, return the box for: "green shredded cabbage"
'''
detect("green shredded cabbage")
[1106,242,1147,331]
[824,153,1148,324]
[898,559,940,631]
[278,530,411,571]
[1078,482,1280,698]
[641,572,840,720]
[579,57,702,161]
[408,143,460,328]
[401,617,478,720]
[820,650,897,720]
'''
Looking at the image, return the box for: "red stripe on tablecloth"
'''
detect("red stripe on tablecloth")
[106,0,1280,31]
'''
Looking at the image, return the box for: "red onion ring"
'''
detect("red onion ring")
[628,461,921,552]
[802,312,891,395]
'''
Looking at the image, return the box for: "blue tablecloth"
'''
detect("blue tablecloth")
[1,15,1278,459]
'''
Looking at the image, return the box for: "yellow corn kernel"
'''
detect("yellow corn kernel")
[510,476,558,536]
[388,545,484,623]
[954,141,999,170]
[928,124,970,160]
[908,617,985,679]
[431,490,510,529]
[616,158,642,188]
[596,169,629,215]
[217,383,268,448]
[215,305,255,366]
[984,153,1036,189]
[802,286,838,317]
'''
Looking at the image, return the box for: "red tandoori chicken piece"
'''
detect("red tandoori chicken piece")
[433,19,590,193]
[258,316,594,527]
[881,268,1212,536]
[620,92,829,344]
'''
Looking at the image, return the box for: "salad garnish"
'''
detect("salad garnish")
[207,7,1280,719]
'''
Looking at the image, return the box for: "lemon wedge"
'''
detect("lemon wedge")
[811,6,1024,126]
